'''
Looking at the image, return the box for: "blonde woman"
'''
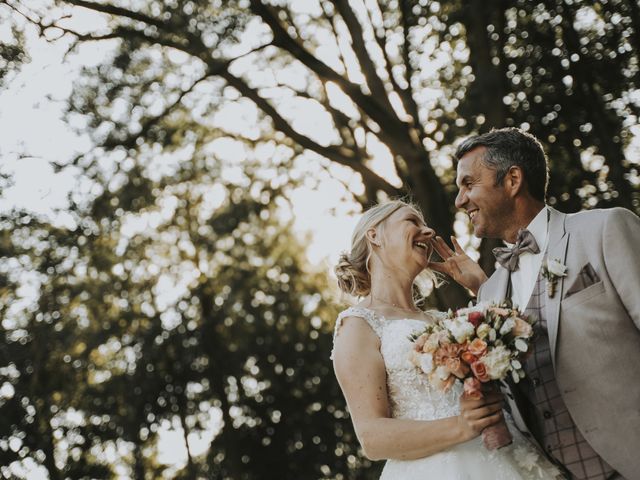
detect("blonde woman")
[331,200,563,479]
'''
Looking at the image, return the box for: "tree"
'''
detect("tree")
[0,153,379,478]
[14,0,639,302]
[10,0,472,306]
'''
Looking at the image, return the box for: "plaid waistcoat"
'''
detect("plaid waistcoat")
[518,269,619,480]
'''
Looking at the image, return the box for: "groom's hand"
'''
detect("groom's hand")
[429,236,488,295]
[457,391,504,440]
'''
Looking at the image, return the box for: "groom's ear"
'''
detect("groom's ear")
[504,166,524,197]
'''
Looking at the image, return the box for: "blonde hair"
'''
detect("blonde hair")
[335,200,438,298]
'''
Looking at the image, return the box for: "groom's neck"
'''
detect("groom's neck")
[502,199,545,243]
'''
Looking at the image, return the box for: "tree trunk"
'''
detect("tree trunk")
[461,0,509,131]
[455,0,509,279]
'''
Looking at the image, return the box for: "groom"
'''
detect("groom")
[454,128,640,480]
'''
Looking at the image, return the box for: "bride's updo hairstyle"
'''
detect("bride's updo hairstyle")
[335,200,424,297]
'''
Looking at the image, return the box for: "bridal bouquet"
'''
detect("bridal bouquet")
[409,301,535,450]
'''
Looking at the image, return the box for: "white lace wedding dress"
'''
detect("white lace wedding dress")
[332,306,564,480]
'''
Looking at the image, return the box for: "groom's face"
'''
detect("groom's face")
[455,147,511,239]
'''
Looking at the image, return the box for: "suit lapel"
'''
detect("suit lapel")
[544,207,570,367]
[478,265,510,303]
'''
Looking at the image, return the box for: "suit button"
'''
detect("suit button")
[543,410,553,419]
[532,378,540,387]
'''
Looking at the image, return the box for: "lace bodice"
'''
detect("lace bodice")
[332,306,463,421]
[332,306,564,480]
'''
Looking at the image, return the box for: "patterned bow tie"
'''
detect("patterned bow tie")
[492,229,540,272]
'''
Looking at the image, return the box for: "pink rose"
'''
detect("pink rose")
[463,377,483,400]
[512,318,533,338]
[468,338,488,357]
[471,360,491,383]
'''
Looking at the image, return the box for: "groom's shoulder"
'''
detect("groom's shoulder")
[561,206,637,229]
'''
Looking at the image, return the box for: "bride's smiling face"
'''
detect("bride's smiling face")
[368,206,435,275]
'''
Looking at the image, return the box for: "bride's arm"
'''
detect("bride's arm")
[333,315,503,461]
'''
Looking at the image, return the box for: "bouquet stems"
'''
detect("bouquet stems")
[482,420,512,450]
[474,382,512,450]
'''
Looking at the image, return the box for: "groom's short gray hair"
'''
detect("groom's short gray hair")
[455,127,549,202]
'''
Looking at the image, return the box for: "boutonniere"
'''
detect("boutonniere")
[541,258,567,298]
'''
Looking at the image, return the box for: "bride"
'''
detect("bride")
[331,200,564,479]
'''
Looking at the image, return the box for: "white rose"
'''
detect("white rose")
[418,353,434,375]
[476,323,491,340]
[444,318,475,344]
[547,259,567,277]
[482,345,512,380]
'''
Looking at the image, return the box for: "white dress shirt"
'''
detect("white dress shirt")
[508,206,549,311]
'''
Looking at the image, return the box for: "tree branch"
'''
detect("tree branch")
[64,0,166,30]
[329,0,396,114]
[249,0,401,132]
[102,71,213,150]
[319,2,349,74]
[62,0,206,51]
[364,0,425,145]
[220,69,401,197]
[399,1,423,128]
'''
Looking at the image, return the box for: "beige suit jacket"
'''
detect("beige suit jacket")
[478,207,640,479]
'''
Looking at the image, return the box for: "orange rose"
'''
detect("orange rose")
[512,318,533,338]
[471,360,491,383]
[434,343,463,365]
[463,377,483,399]
[468,338,488,357]
[444,357,470,379]
[461,351,478,364]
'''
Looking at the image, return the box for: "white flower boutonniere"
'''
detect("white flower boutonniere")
[541,258,567,298]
